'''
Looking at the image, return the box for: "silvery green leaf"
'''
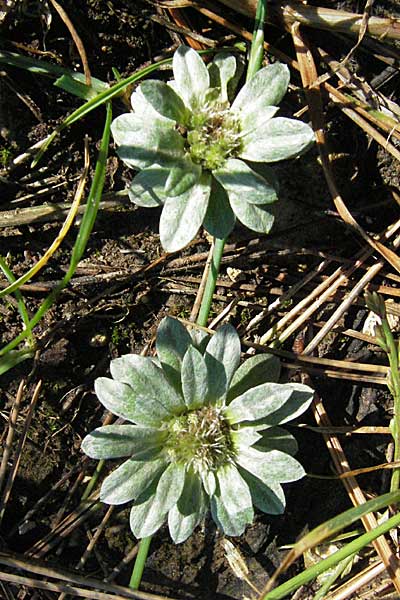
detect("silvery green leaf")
[165,160,201,197]
[190,328,210,353]
[231,62,289,120]
[231,427,262,450]
[201,470,216,497]
[203,178,236,239]
[177,468,204,515]
[168,468,206,543]
[94,377,137,423]
[246,161,280,192]
[227,53,245,101]
[257,426,298,456]
[214,158,278,206]
[173,45,210,109]
[139,80,188,124]
[211,463,253,536]
[128,166,168,207]
[224,382,294,424]
[240,117,314,163]
[81,424,167,459]
[208,53,237,102]
[238,105,278,137]
[227,354,281,403]
[181,346,209,409]
[258,383,314,426]
[154,462,186,513]
[129,479,166,538]
[100,450,166,504]
[205,324,241,404]
[239,468,285,515]
[110,355,185,423]
[236,446,305,484]
[131,88,175,125]
[160,173,211,252]
[156,316,192,392]
[228,194,274,234]
[111,113,185,170]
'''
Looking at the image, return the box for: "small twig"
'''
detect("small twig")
[105,543,141,583]
[27,496,100,558]
[0,381,41,526]
[0,380,24,497]
[303,232,400,354]
[0,551,168,599]
[151,14,216,46]
[8,465,83,537]
[78,505,115,569]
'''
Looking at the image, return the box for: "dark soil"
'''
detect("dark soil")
[0,1,399,598]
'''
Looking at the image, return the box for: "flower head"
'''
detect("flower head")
[82,317,314,543]
[111,46,315,252]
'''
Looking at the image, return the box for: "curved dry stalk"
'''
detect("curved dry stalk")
[291,22,400,275]
[167,6,208,49]
[215,0,400,40]
[0,141,89,298]
[48,0,92,86]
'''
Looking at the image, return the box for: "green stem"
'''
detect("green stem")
[246,0,267,82]
[262,509,400,599]
[196,237,226,327]
[383,319,400,491]
[0,256,34,347]
[129,536,152,590]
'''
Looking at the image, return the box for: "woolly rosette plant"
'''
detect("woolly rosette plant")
[111,46,315,252]
[82,317,314,543]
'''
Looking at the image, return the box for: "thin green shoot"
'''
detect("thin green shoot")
[312,554,355,600]
[260,489,400,599]
[0,50,108,99]
[196,237,226,328]
[365,291,400,491]
[0,256,34,348]
[0,103,112,371]
[129,536,152,590]
[246,0,267,82]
